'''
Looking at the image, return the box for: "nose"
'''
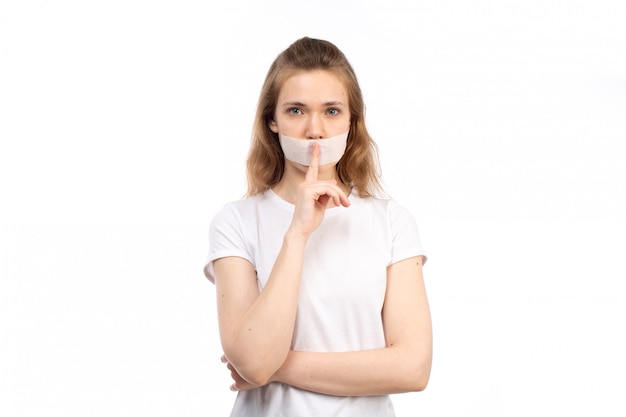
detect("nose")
[305,114,324,139]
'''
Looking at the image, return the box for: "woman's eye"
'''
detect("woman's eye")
[327,108,339,116]
[288,108,302,115]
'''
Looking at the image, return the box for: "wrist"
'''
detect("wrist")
[284,227,310,245]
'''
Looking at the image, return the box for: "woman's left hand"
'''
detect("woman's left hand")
[221,355,261,391]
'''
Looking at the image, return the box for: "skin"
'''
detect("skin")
[214,69,432,396]
[270,69,353,204]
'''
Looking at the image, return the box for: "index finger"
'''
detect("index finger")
[305,142,320,182]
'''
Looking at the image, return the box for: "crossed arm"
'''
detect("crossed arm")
[213,143,431,396]
[213,252,432,396]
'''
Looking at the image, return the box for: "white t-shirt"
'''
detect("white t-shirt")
[205,189,427,417]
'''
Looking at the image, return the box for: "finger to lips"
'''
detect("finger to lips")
[304,142,350,208]
[305,142,320,181]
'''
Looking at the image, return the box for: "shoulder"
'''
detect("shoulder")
[348,195,426,264]
[208,196,255,238]
[210,191,288,236]
[211,193,267,222]
[351,194,413,220]
[356,194,422,237]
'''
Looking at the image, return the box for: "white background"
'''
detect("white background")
[1,0,625,416]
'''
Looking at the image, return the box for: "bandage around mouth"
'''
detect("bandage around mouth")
[279,131,349,166]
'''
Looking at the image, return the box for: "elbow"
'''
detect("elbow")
[403,368,431,392]
[239,367,273,387]
[401,352,432,392]
[222,345,282,387]
[226,356,277,387]
[409,372,430,392]
[226,358,276,387]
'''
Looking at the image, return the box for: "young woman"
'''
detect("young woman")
[204,37,432,417]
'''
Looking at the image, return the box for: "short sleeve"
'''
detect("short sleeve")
[388,200,427,266]
[203,204,254,283]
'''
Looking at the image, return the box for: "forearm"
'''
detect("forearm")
[271,345,432,397]
[223,231,308,384]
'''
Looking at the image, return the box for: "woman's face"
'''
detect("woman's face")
[269,69,351,140]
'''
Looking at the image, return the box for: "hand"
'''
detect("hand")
[289,143,350,237]
[221,355,260,392]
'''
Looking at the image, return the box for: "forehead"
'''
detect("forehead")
[277,70,348,103]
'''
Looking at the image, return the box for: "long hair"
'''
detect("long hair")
[246,37,384,198]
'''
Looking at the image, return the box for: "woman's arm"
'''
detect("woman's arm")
[266,255,432,396]
[214,144,351,387]
[213,231,307,387]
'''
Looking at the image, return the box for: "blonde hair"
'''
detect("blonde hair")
[246,37,384,198]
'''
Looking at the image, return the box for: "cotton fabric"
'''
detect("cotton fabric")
[205,189,426,417]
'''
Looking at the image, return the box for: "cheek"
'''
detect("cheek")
[274,118,305,137]
[343,116,352,131]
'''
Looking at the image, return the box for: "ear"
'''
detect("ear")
[268,118,278,133]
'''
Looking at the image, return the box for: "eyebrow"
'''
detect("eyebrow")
[280,100,347,108]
